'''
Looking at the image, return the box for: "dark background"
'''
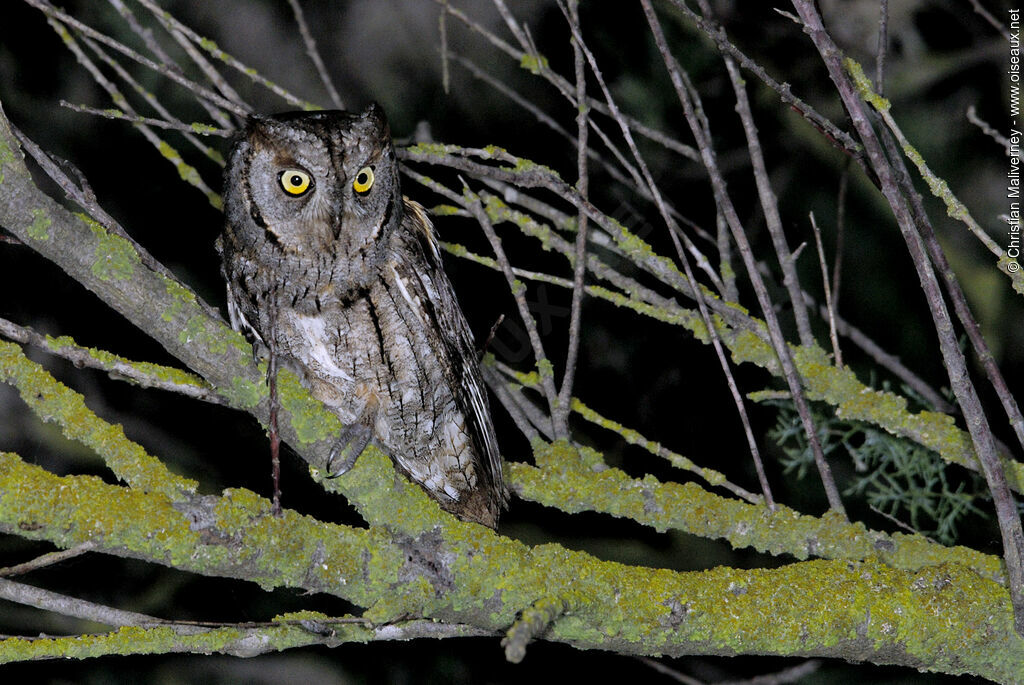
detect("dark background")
[0,0,1019,682]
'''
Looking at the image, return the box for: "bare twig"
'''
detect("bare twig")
[77,23,230,162]
[552,0,590,437]
[964,0,1013,41]
[463,187,562,426]
[667,0,875,186]
[966,105,1013,154]
[0,542,97,577]
[287,0,344,108]
[719,36,813,347]
[876,0,889,96]
[435,0,701,163]
[44,19,223,210]
[439,0,451,94]
[832,163,849,333]
[809,213,842,366]
[0,577,169,628]
[133,0,313,111]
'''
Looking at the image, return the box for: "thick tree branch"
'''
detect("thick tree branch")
[0,450,1020,677]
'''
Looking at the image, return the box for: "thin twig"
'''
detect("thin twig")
[0,317,228,405]
[486,363,554,440]
[134,0,313,111]
[0,542,97,577]
[569,397,760,504]
[832,162,849,334]
[24,0,250,118]
[553,0,590,438]
[966,105,1012,154]
[450,52,710,256]
[268,300,283,517]
[656,1,863,511]
[78,24,230,162]
[104,0,235,130]
[463,186,562,427]
[287,0,345,108]
[876,0,889,97]
[809,213,842,366]
[46,19,222,210]
[854,62,1023,287]
[964,0,1013,41]
[0,577,170,628]
[482,366,542,442]
[636,656,706,685]
[719,33,813,347]
[667,0,875,185]
[58,102,231,137]
[439,0,451,94]
[435,0,701,163]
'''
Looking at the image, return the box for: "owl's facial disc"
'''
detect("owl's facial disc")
[241,124,339,251]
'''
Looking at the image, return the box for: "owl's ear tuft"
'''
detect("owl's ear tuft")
[361,102,391,141]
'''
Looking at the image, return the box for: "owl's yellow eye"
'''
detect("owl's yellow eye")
[279,169,312,196]
[353,166,374,194]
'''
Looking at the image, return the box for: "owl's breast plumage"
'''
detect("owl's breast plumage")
[272,243,479,502]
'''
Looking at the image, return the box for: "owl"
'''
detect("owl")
[217,104,507,527]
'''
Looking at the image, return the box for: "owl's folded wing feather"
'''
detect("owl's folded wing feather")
[398,199,508,507]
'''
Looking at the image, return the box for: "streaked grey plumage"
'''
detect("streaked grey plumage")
[217,104,507,527]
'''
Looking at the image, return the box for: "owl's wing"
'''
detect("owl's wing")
[398,199,508,505]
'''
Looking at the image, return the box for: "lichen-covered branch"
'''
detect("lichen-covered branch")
[0,450,1020,679]
[0,316,226,406]
[0,339,198,498]
[513,442,1003,585]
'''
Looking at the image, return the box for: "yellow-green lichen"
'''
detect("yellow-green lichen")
[512,442,1003,584]
[431,204,462,217]
[225,374,264,410]
[404,142,453,158]
[0,130,21,184]
[844,57,890,112]
[78,213,138,282]
[27,208,51,240]
[482,194,558,252]
[190,122,221,136]
[157,140,222,210]
[275,368,339,444]
[178,315,230,356]
[519,53,549,75]
[160,274,197,323]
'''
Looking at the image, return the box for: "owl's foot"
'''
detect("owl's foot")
[326,422,373,477]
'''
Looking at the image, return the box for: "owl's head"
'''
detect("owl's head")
[223,103,402,260]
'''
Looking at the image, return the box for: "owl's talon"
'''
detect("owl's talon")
[327,423,373,477]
